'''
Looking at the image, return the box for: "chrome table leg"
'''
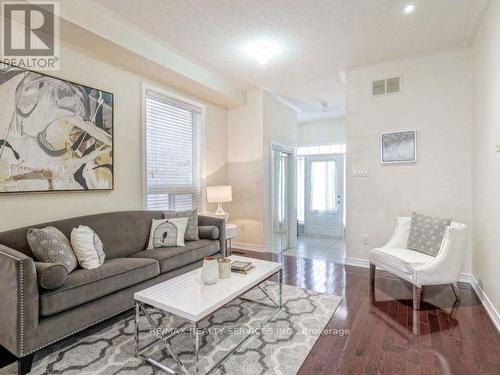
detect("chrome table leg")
[134,302,140,356]
[279,268,283,308]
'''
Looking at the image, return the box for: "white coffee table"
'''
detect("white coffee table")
[134,255,282,374]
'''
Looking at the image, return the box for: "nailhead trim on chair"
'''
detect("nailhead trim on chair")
[23,305,134,356]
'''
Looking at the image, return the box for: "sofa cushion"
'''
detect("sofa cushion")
[40,258,159,316]
[130,239,220,273]
[370,247,434,275]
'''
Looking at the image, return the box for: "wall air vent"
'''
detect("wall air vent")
[372,76,401,96]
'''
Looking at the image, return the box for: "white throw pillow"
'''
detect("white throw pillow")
[70,225,106,269]
[147,217,189,250]
[169,217,189,246]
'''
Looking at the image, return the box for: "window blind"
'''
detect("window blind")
[145,90,202,211]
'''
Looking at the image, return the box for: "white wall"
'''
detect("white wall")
[262,92,298,249]
[346,49,473,272]
[472,1,500,313]
[0,42,228,230]
[298,117,346,146]
[227,90,298,248]
[227,90,265,246]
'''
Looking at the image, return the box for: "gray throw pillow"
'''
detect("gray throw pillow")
[27,227,78,273]
[164,209,199,241]
[34,262,68,290]
[199,225,220,240]
[407,212,451,256]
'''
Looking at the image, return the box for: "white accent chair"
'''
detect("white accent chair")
[369,217,467,310]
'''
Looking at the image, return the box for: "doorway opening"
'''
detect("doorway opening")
[284,144,346,262]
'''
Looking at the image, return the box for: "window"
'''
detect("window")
[144,89,202,211]
[297,144,346,156]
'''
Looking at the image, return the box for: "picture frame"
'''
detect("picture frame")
[380,130,417,164]
[0,61,114,193]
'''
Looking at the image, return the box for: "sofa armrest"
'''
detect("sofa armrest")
[198,216,226,256]
[0,244,39,357]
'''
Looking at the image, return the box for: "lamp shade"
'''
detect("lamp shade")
[207,186,232,203]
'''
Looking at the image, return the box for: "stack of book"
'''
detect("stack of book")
[231,261,254,274]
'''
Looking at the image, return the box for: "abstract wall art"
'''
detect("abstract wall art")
[0,62,113,193]
[380,130,417,164]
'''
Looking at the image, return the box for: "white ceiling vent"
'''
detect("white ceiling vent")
[372,76,401,96]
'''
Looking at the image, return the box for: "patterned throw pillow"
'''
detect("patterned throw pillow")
[147,217,189,249]
[407,212,451,256]
[70,225,106,269]
[27,227,78,273]
[164,209,199,241]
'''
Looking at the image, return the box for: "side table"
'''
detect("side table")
[226,223,237,255]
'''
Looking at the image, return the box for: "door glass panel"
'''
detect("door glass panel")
[310,160,337,213]
[272,149,290,252]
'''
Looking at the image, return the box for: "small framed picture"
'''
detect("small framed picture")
[380,130,417,164]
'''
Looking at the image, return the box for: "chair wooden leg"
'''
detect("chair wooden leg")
[451,283,461,301]
[413,285,422,311]
[369,264,375,303]
[18,353,35,375]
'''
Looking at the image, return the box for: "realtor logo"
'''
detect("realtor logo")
[1,1,60,70]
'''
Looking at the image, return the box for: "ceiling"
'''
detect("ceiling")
[95,0,490,119]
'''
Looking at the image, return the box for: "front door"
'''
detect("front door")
[304,154,344,238]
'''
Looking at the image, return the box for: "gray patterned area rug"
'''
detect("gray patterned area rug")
[1,282,341,375]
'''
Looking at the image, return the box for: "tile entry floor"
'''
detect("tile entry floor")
[283,235,346,263]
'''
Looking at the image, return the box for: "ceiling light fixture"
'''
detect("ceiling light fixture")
[243,40,283,65]
[403,3,416,14]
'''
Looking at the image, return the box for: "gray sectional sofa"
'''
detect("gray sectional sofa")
[0,210,226,374]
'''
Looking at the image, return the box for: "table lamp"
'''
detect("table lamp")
[207,185,232,218]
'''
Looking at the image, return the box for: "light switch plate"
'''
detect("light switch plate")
[352,168,368,177]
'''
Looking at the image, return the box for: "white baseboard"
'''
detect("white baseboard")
[344,257,370,268]
[469,275,500,332]
[345,257,500,332]
[231,242,265,252]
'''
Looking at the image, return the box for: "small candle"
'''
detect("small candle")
[217,257,232,279]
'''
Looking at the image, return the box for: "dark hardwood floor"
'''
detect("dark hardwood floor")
[235,249,500,375]
[1,250,499,374]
